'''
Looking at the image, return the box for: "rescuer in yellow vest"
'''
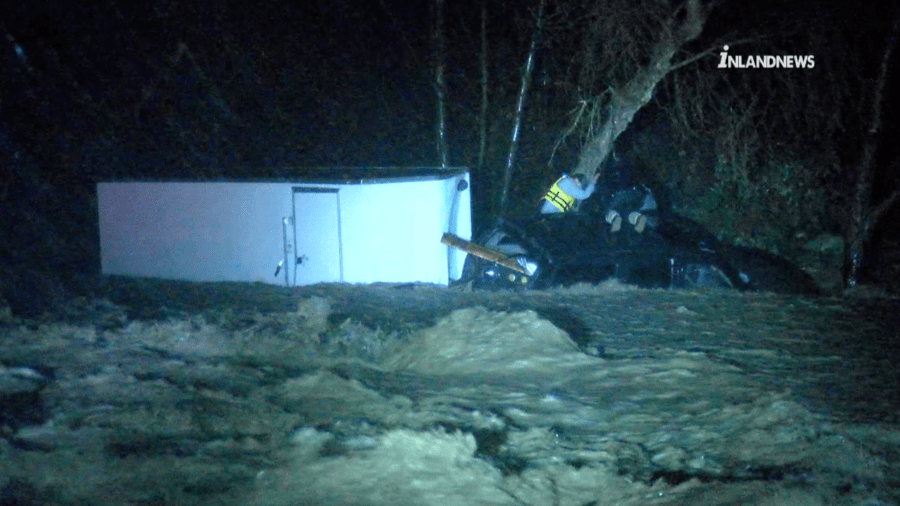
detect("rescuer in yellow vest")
[540,173,598,214]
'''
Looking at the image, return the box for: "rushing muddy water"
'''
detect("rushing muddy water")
[1,279,898,505]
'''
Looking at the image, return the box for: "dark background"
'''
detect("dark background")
[1,0,898,316]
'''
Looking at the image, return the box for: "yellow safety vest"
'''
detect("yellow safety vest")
[542,177,576,212]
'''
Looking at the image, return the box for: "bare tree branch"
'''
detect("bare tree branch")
[846,13,900,286]
[871,158,900,225]
[670,36,765,71]
[499,0,546,216]
[572,0,708,178]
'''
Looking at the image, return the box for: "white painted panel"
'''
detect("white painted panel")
[98,182,292,284]
[442,173,472,281]
[292,189,342,285]
[97,171,471,286]
[338,180,447,284]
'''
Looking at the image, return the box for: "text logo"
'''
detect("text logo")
[717,45,815,69]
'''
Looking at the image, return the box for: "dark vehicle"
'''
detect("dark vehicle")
[460,211,819,295]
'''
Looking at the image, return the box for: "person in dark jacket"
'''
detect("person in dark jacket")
[603,184,658,233]
[598,153,658,233]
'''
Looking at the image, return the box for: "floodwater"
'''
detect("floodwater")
[1,279,898,505]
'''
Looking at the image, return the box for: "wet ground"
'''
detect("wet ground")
[1,277,899,505]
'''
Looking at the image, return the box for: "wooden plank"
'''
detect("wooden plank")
[441,233,528,274]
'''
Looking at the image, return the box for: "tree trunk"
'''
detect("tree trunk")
[572,0,706,180]
[434,0,449,168]
[845,15,899,287]
[477,0,489,174]
[498,0,545,218]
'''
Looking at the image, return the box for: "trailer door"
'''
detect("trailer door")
[292,187,342,285]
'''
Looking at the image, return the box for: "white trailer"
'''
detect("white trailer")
[97,168,471,286]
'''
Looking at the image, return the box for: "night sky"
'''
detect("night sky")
[2,0,895,173]
[1,0,898,302]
